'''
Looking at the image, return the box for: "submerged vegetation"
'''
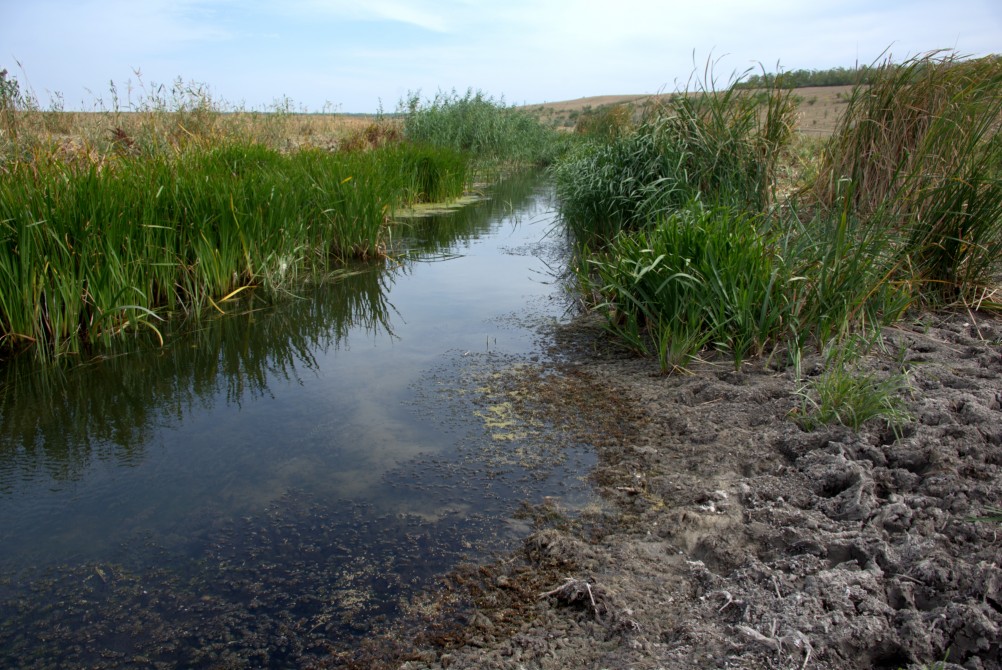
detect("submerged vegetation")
[0,75,562,360]
[558,52,1002,385]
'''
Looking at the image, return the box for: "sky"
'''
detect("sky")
[3,0,1001,113]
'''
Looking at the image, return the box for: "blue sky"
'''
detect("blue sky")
[4,0,1000,113]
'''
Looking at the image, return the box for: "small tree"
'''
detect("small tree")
[1,68,24,139]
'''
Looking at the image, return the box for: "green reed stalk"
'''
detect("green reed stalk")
[554,66,797,247]
[0,141,467,359]
[813,52,1002,304]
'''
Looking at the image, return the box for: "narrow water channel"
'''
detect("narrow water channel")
[0,174,595,668]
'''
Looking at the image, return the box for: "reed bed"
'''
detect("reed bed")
[401,89,567,175]
[2,73,583,359]
[812,52,1002,304]
[0,133,467,359]
[562,52,998,372]
[0,75,472,358]
[554,69,797,244]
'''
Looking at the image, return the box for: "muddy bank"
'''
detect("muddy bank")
[336,310,1002,670]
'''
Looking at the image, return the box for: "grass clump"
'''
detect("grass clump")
[553,127,687,241]
[554,67,797,245]
[583,203,785,370]
[792,337,912,431]
[794,367,911,430]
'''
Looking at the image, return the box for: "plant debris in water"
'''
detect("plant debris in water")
[345,311,1002,670]
[0,490,519,669]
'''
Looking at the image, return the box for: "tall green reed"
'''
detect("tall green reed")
[579,200,914,372]
[401,89,565,172]
[0,141,466,359]
[779,202,914,350]
[554,65,797,247]
[812,52,1002,304]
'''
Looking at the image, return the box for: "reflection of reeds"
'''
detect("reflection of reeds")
[0,265,395,482]
[395,170,545,254]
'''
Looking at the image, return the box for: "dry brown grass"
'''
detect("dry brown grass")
[522,86,854,136]
[3,110,383,155]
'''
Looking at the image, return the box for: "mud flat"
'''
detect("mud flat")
[339,310,1002,670]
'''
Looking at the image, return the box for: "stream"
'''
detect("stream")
[0,174,595,668]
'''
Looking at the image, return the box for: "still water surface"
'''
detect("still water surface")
[0,175,594,667]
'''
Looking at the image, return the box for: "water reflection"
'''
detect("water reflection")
[0,266,395,488]
[0,172,582,668]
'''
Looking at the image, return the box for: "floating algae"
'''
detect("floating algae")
[393,194,487,219]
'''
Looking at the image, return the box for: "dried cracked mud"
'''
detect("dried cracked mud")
[338,310,1002,670]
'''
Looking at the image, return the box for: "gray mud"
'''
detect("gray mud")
[338,311,1002,670]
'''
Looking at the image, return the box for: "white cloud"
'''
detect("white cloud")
[3,0,999,111]
[286,0,451,32]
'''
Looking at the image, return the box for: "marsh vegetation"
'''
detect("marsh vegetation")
[0,75,562,360]
[556,52,1002,396]
[2,49,1001,669]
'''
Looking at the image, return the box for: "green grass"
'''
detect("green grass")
[794,368,911,430]
[401,88,567,175]
[0,140,467,359]
[560,52,997,378]
[554,66,797,247]
[792,337,912,431]
[966,507,1002,524]
[582,202,786,371]
[3,72,568,360]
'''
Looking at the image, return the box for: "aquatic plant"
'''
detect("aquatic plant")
[811,51,1002,305]
[0,140,466,359]
[583,202,786,371]
[401,88,566,172]
[578,198,914,371]
[554,64,797,245]
[563,51,1000,371]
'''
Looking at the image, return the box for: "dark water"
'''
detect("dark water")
[0,175,594,668]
